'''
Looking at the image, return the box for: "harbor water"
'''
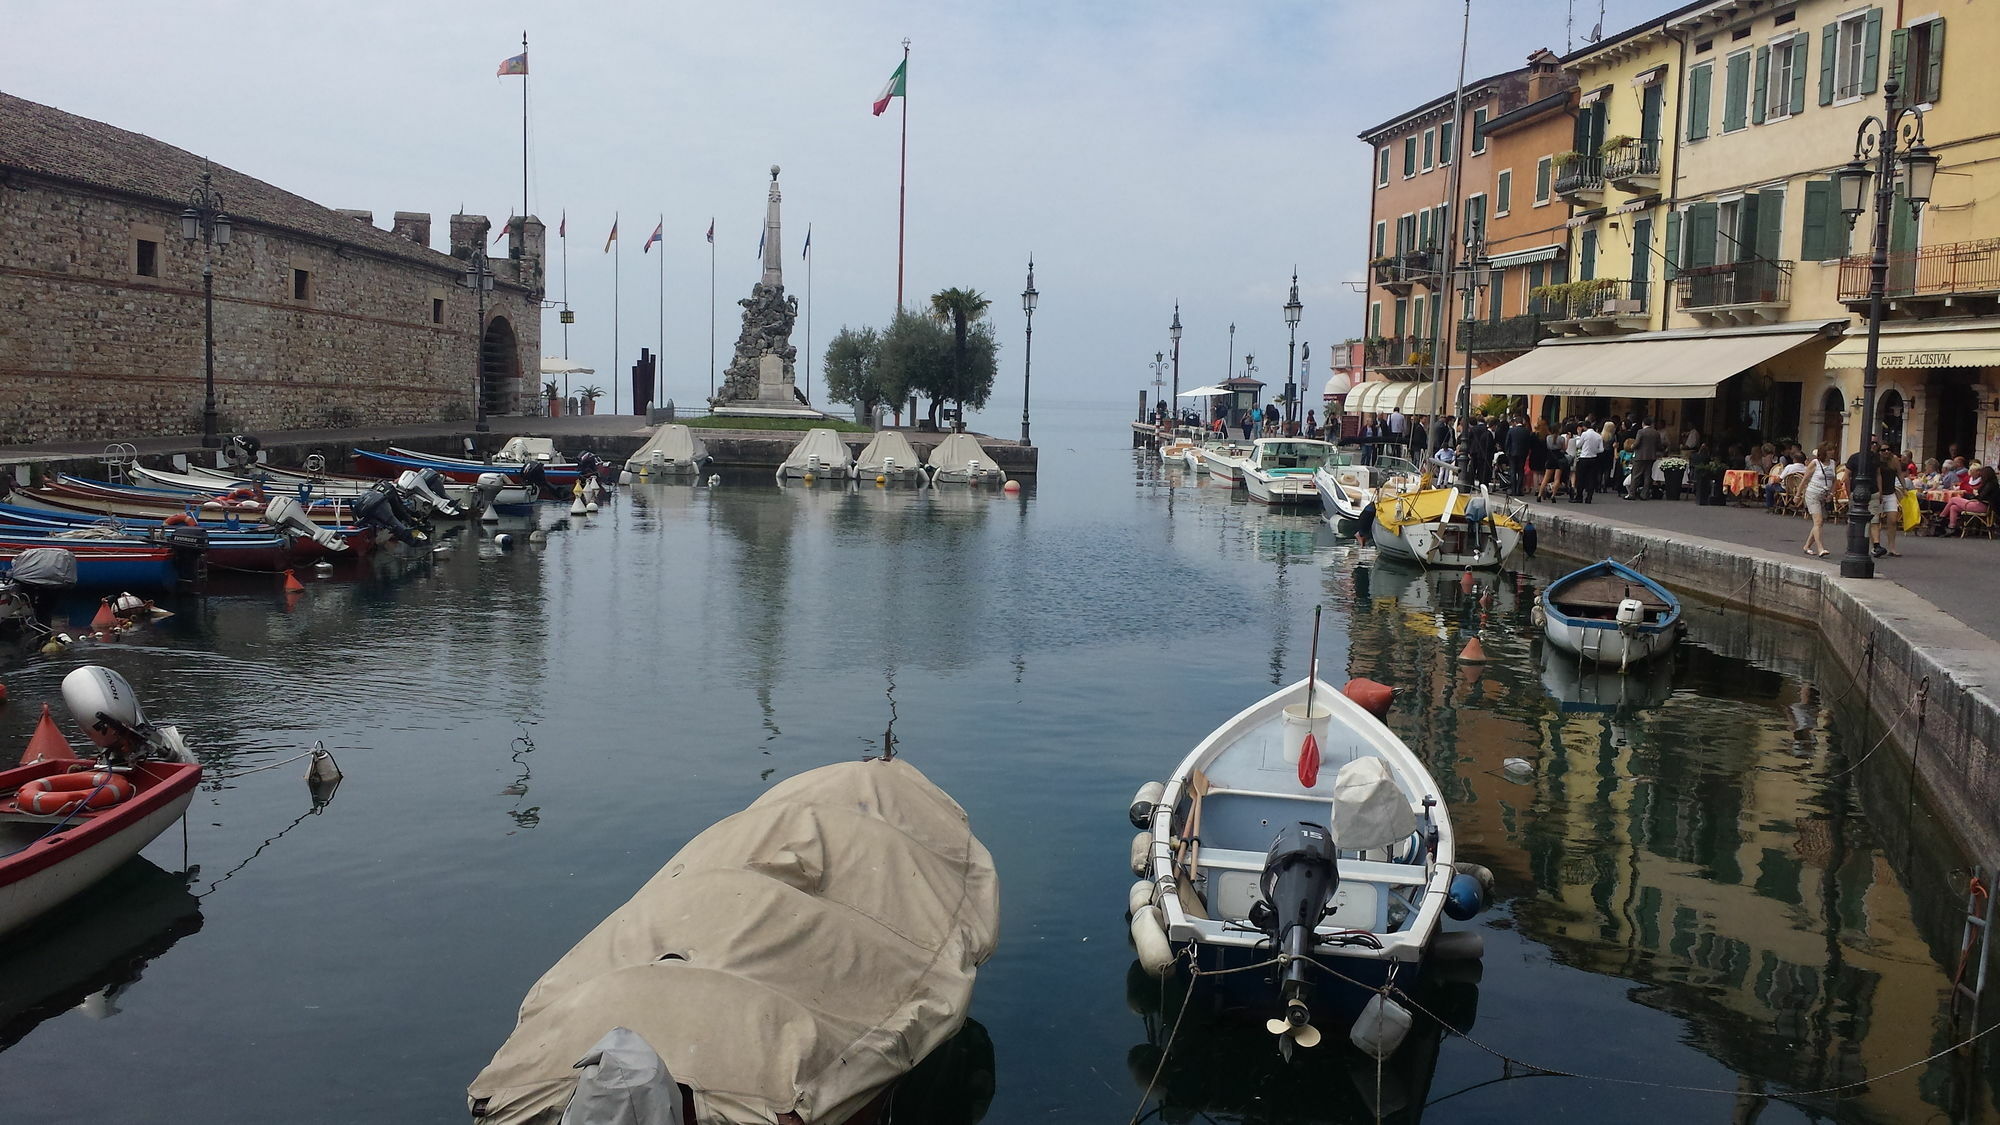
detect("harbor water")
[0,400,1992,1123]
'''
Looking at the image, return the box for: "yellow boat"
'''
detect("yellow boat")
[1368,481,1527,569]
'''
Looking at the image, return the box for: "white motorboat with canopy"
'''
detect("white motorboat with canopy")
[467,758,998,1125]
[853,431,929,484]
[926,433,1005,485]
[776,428,854,481]
[1241,439,1336,506]
[622,424,710,480]
[1314,454,1421,528]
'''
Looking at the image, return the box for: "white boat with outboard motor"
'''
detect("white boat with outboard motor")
[1125,613,1489,1060]
[1536,558,1684,670]
[1315,454,1421,530]
[1241,439,1337,507]
[1366,483,1530,570]
[776,427,855,482]
[853,430,930,484]
[927,432,1006,486]
[1201,441,1254,486]
[621,424,711,481]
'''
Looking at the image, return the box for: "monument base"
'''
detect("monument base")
[712,352,826,419]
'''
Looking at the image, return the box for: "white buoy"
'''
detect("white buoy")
[313,559,334,574]
[493,533,513,549]
[306,742,343,784]
[527,529,549,544]
[1129,780,1166,828]
[1502,757,1536,780]
[570,497,587,516]
[708,475,720,487]
[1131,906,1175,978]
[1129,830,1151,877]
[1127,879,1154,918]
[585,501,599,513]
[1350,994,1413,1060]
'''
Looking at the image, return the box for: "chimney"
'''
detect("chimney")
[1525,48,1569,103]
[391,211,432,248]
[336,209,374,225]
[510,216,548,296]
[449,213,489,260]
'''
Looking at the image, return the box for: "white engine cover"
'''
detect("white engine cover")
[1615,598,1646,625]
[62,665,147,747]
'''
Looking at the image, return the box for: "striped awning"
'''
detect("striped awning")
[1346,380,1434,413]
[1471,322,1841,399]
[1488,244,1564,269]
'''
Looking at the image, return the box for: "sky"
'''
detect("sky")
[6,0,1663,419]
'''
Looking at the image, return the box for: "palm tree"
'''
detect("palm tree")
[928,287,991,429]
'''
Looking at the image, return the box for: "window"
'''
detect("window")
[432,297,445,324]
[1534,156,1552,205]
[1896,18,1946,105]
[1732,25,1752,41]
[1471,107,1489,155]
[1440,121,1454,165]
[1374,220,1387,258]
[1496,169,1513,215]
[1687,63,1713,141]
[1369,302,1382,339]
[1488,270,1504,321]
[1378,146,1391,186]
[1423,128,1435,171]
[1824,9,1882,104]
[1762,36,1801,121]
[1404,137,1417,177]
[1722,50,1751,132]
[1396,213,1415,255]
[1418,208,1433,251]
[1393,297,1408,337]
[292,269,312,301]
[1466,194,1487,243]
[1579,229,1597,281]
[1413,295,1427,338]
[134,239,158,278]
[1695,37,1714,54]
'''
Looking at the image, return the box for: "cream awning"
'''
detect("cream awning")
[1348,381,1436,413]
[1345,381,1387,412]
[1823,320,2000,369]
[1471,323,1840,399]
[1488,244,1563,269]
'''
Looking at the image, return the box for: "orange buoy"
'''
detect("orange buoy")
[283,569,306,594]
[1459,637,1489,663]
[16,769,135,815]
[90,598,118,631]
[1459,570,1476,594]
[1343,678,1395,720]
[22,705,74,765]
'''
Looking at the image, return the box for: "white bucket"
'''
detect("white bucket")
[1281,702,1333,764]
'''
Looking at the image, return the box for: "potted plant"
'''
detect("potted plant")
[1658,456,1688,500]
[1599,134,1637,156]
[544,380,562,418]
[578,385,603,416]
[1693,457,1728,504]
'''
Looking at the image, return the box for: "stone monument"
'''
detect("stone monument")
[711,165,823,418]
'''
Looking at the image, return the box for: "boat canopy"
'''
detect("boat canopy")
[853,430,922,475]
[496,437,559,463]
[779,428,854,473]
[625,424,707,469]
[467,759,999,1125]
[1332,757,1417,850]
[926,433,1000,475]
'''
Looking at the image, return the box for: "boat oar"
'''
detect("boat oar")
[1298,606,1323,789]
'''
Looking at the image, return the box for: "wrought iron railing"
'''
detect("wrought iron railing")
[1837,238,2000,302]
[1675,260,1793,310]
[1603,139,1661,183]
[1364,336,1431,368]
[1540,278,1650,321]
[1459,314,1552,353]
[1553,154,1604,196]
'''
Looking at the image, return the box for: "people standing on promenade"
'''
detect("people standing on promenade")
[1505,415,1533,496]
[1571,422,1605,503]
[1873,451,1906,557]
[1803,444,1838,557]
[1467,417,1496,487]
[1944,465,1997,532]
[1628,418,1664,500]
[1386,405,1407,445]
[1539,423,1569,501]
[1598,419,1619,496]
[1431,415,1453,458]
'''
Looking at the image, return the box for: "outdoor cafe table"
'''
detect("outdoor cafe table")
[1724,469,1762,503]
[1918,488,1965,534]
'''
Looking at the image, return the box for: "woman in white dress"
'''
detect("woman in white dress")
[1802,443,1839,557]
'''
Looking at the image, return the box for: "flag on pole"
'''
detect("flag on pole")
[558,212,566,239]
[872,58,907,116]
[604,218,618,253]
[644,221,662,253]
[497,52,528,76]
[705,218,714,244]
[756,227,765,260]
[802,224,812,260]
[492,218,513,248]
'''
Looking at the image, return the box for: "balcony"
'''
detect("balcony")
[1553,154,1604,204]
[1371,248,1441,296]
[1675,260,1792,325]
[1459,314,1554,355]
[1536,278,1651,337]
[1603,139,1661,193]
[1364,335,1433,373]
[1838,238,2000,318]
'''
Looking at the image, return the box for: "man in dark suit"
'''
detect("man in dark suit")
[1628,417,1664,500]
[1504,415,1533,495]
[1466,418,1496,486]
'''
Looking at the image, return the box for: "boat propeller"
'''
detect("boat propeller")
[1266,1003,1323,1056]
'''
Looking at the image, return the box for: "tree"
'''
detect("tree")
[876,310,950,423]
[927,287,996,428]
[822,326,888,418]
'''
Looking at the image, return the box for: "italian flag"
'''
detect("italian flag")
[872,58,906,116]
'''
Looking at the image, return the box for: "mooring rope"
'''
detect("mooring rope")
[203,749,317,782]
[1820,678,1925,782]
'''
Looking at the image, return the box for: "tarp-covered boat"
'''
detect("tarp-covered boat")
[622,425,711,479]
[468,757,999,1125]
[926,433,1004,486]
[852,431,928,484]
[776,428,855,481]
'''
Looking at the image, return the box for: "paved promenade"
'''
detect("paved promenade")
[1518,489,1998,644]
[0,415,654,466]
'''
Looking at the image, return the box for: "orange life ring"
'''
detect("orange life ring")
[229,486,262,501]
[15,769,134,815]
[164,513,200,527]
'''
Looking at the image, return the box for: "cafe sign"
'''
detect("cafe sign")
[1882,351,1953,367]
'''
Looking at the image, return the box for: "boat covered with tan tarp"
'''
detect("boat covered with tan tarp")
[466,758,999,1125]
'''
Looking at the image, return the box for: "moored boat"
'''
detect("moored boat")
[1315,455,1420,529]
[354,446,581,489]
[1367,484,1527,570]
[926,432,1005,485]
[1202,441,1254,486]
[621,424,711,480]
[852,430,929,484]
[1538,558,1684,670]
[1241,439,1336,506]
[776,427,856,481]
[0,666,202,939]
[0,543,181,591]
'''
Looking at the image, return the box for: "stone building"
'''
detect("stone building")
[0,90,544,446]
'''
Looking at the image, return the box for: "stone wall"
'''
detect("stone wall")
[0,176,542,445]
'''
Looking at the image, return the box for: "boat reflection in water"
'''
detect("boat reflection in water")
[1124,961,1477,1124]
[1536,638,1677,715]
[0,858,201,1051]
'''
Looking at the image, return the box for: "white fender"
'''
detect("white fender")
[1131,906,1175,978]
[1128,780,1166,829]
[1129,830,1151,877]
[1127,879,1155,918]
[1350,993,1413,1060]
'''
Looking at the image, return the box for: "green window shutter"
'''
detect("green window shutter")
[1755,189,1785,261]
[1424,130,1434,168]
[1861,8,1883,95]
[1419,209,1432,249]
[1664,209,1682,280]
[1801,180,1831,260]
[1579,230,1597,281]
[1438,202,1450,246]
[1472,107,1488,154]
[1468,195,1486,241]
[1497,170,1512,214]
[1414,296,1426,338]
[1630,217,1652,285]
[1687,202,1719,270]
[1405,138,1416,176]
[1536,158,1552,201]
[1820,23,1838,104]
[1724,52,1750,131]
[1790,33,1810,113]
[1528,262,1545,292]
[1489,271,1504,321]
[1370,303,1382,339]
[1737,193,1760,263]
[1640,83,1663,144]
[1440,121,1454,164]
[1393,298,1407,337]
[1927,19,1946,103]
[1753,46,1770,124]
[1888,27,1909,93]
[1374,221,1386,257]
[1689,66,1712,140]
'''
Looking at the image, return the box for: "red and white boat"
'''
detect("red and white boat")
[0,666,201,939]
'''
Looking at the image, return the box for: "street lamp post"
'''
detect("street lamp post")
[180,166,232,449]
[1283,270,1303,433]
[461,255,496,434]
[1456,219,1490,488]
[1833,79,1938,580]
[1020,257,1037,446]
[1169,303,1183,417]
[1149,351,1170,427]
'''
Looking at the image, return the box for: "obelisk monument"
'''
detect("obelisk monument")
[712,165,821,417]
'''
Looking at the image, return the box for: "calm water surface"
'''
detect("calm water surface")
[0,400,1991,1124]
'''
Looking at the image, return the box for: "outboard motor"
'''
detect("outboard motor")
[261,494,344,551]
[415,468,464,517]
[1250,822,1341,1048]
[222,433,261,471]
[61,665,191,763]
[518,460,549,498]
[474,471,509,509]
[353,481,422,545]
[394,470,458,521]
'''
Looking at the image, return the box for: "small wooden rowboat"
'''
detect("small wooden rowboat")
[0,666,201,939]
[1538,558,1684,670]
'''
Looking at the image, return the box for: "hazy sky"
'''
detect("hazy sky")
[7,0,1658,418]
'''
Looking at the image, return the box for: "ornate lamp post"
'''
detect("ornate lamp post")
[461,255,497,434]
[1455,218,1490,486]
[1149,351,1170,427]
[1169,303,1183,415]
[1833,79,1938,579]
[180,166,232,448]
[1283,270,1303,432]
[1020,257,1037,445]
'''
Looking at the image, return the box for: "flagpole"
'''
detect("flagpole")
[896,37,909,311]
[520,30,529,227]
[560,212,570,407]
[657,214,665,411]
[805,223,813,403]
[613,211,621,416]
[708,221,716,400]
